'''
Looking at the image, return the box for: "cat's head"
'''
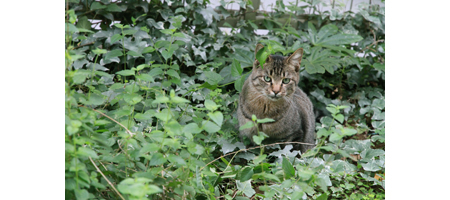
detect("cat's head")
[250,44,303,101]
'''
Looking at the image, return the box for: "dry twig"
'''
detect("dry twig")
[89,157,125,200]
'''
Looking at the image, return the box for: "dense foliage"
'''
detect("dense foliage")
[65,0,385,199]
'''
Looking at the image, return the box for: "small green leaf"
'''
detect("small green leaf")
[110,34,123,43]
[239,167,254,182]
[239,121,254,130]
[204,99,219,111]
[116,70,135,76]
[282,157,295,179]
[166,69,180,79]
[204,71,223,86]
[231,59,243,77]
[251,114,257,122]
[256,46,270,67]
[105,49,123,60]
[149,153,166,166]
[154,109,172,122]
[208,111,223,127]
[202,120,220,134]
[257,118,275,123]
[92,48,107,55]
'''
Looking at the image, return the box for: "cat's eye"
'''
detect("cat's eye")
[264,76,272,82]
[282,78,290,84]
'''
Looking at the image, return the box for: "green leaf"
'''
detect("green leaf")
[149,153,166,166]
[166,69,180,79]
[149,68,164,77]
[75,189,89,200]
[154,109,172,122]
[204,99,219,111]
[168,154,187,166]
[252,132,267,145]
[231,59,243,77]
[315,173,332,192]
[92,48,107,55]
[77,147,98,159]
[182,123,202,139]
[127,50,143,57]
[257,118,275,123]
[204,71,223,86]
[105,49,123,60]
[106,4,124,12]
[90,2,106,10]
[116,70,135,76]
[256,46,270,67]
[207,111,223,127]
[202,120,220,134]
[239,167,254,182]
[282,157,295,179]
[303,47,340,74]
[171,96,190,104]
[110,34,123,43]
[152,96,170,104]
[239,121,254,130]
[236,180,256,197]
[160,29,176,35]
[316,34,363,46]
[155,40,170,49]
[234,74,247,92]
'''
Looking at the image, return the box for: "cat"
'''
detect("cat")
[236,44,316,153]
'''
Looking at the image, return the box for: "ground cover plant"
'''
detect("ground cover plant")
[65,0,385,199]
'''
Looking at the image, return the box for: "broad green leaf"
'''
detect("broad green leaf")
[106,4,124,12]
[168,154,187,166]
[315,173,332,192]
[149,68,164,77]
[136,74,154,82]
[149,153,166,166]
[317,34,363,46]
[110,34,123,43]
[155,40,170,49]
[202,120,220,134]
[253,154,267,165]
[127,50,143,57]
[282,157,295,179]
[303,47,340,74]
[204,99,219,111]
[116,70,135,76]
[77,147,98,159]
[239,121,254,130]
[171,96,190,104]
[231,59,243,77]
[166,69,180,79]
[75,189,89,200]
[238,167,254,182]
[207,111,223,127]
[90,2,106,10]
[165,120,183,136]
[104,49,123,60]
[182,123,202,139]
[256,46,270,67]
[92,48,107,55]
[236,180,256,197]
[252,132,267,145]
[154,109,172,122]
[204,71,223,86]
[84,93,105,106]
[160,29,176,35]
[234,74,247,92]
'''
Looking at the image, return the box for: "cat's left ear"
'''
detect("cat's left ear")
[286,48,303,72]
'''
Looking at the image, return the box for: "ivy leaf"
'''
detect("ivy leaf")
[236,180,256,197]
[202,120,220,134]
[208,111,223,127]
[149,153,166,166]
[239,121,254,130]
[104,49,123,60]
[116,70,135,76]
[303,47,340,74]
[204,99,219,111]
[154,109,172,122]
[203,71,223,86]
[231,59,243,77]
[282,157,295,179]
[234,74,247,92]
[238,167,254,182]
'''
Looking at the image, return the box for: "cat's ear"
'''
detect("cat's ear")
[255,44,265,59]
[286,48,303,72]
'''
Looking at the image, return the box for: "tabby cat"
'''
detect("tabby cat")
[237,44,316,153]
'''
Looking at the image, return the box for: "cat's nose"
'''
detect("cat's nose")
[273,84,281,94]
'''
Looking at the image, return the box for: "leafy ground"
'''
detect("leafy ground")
[65,0,385,199]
